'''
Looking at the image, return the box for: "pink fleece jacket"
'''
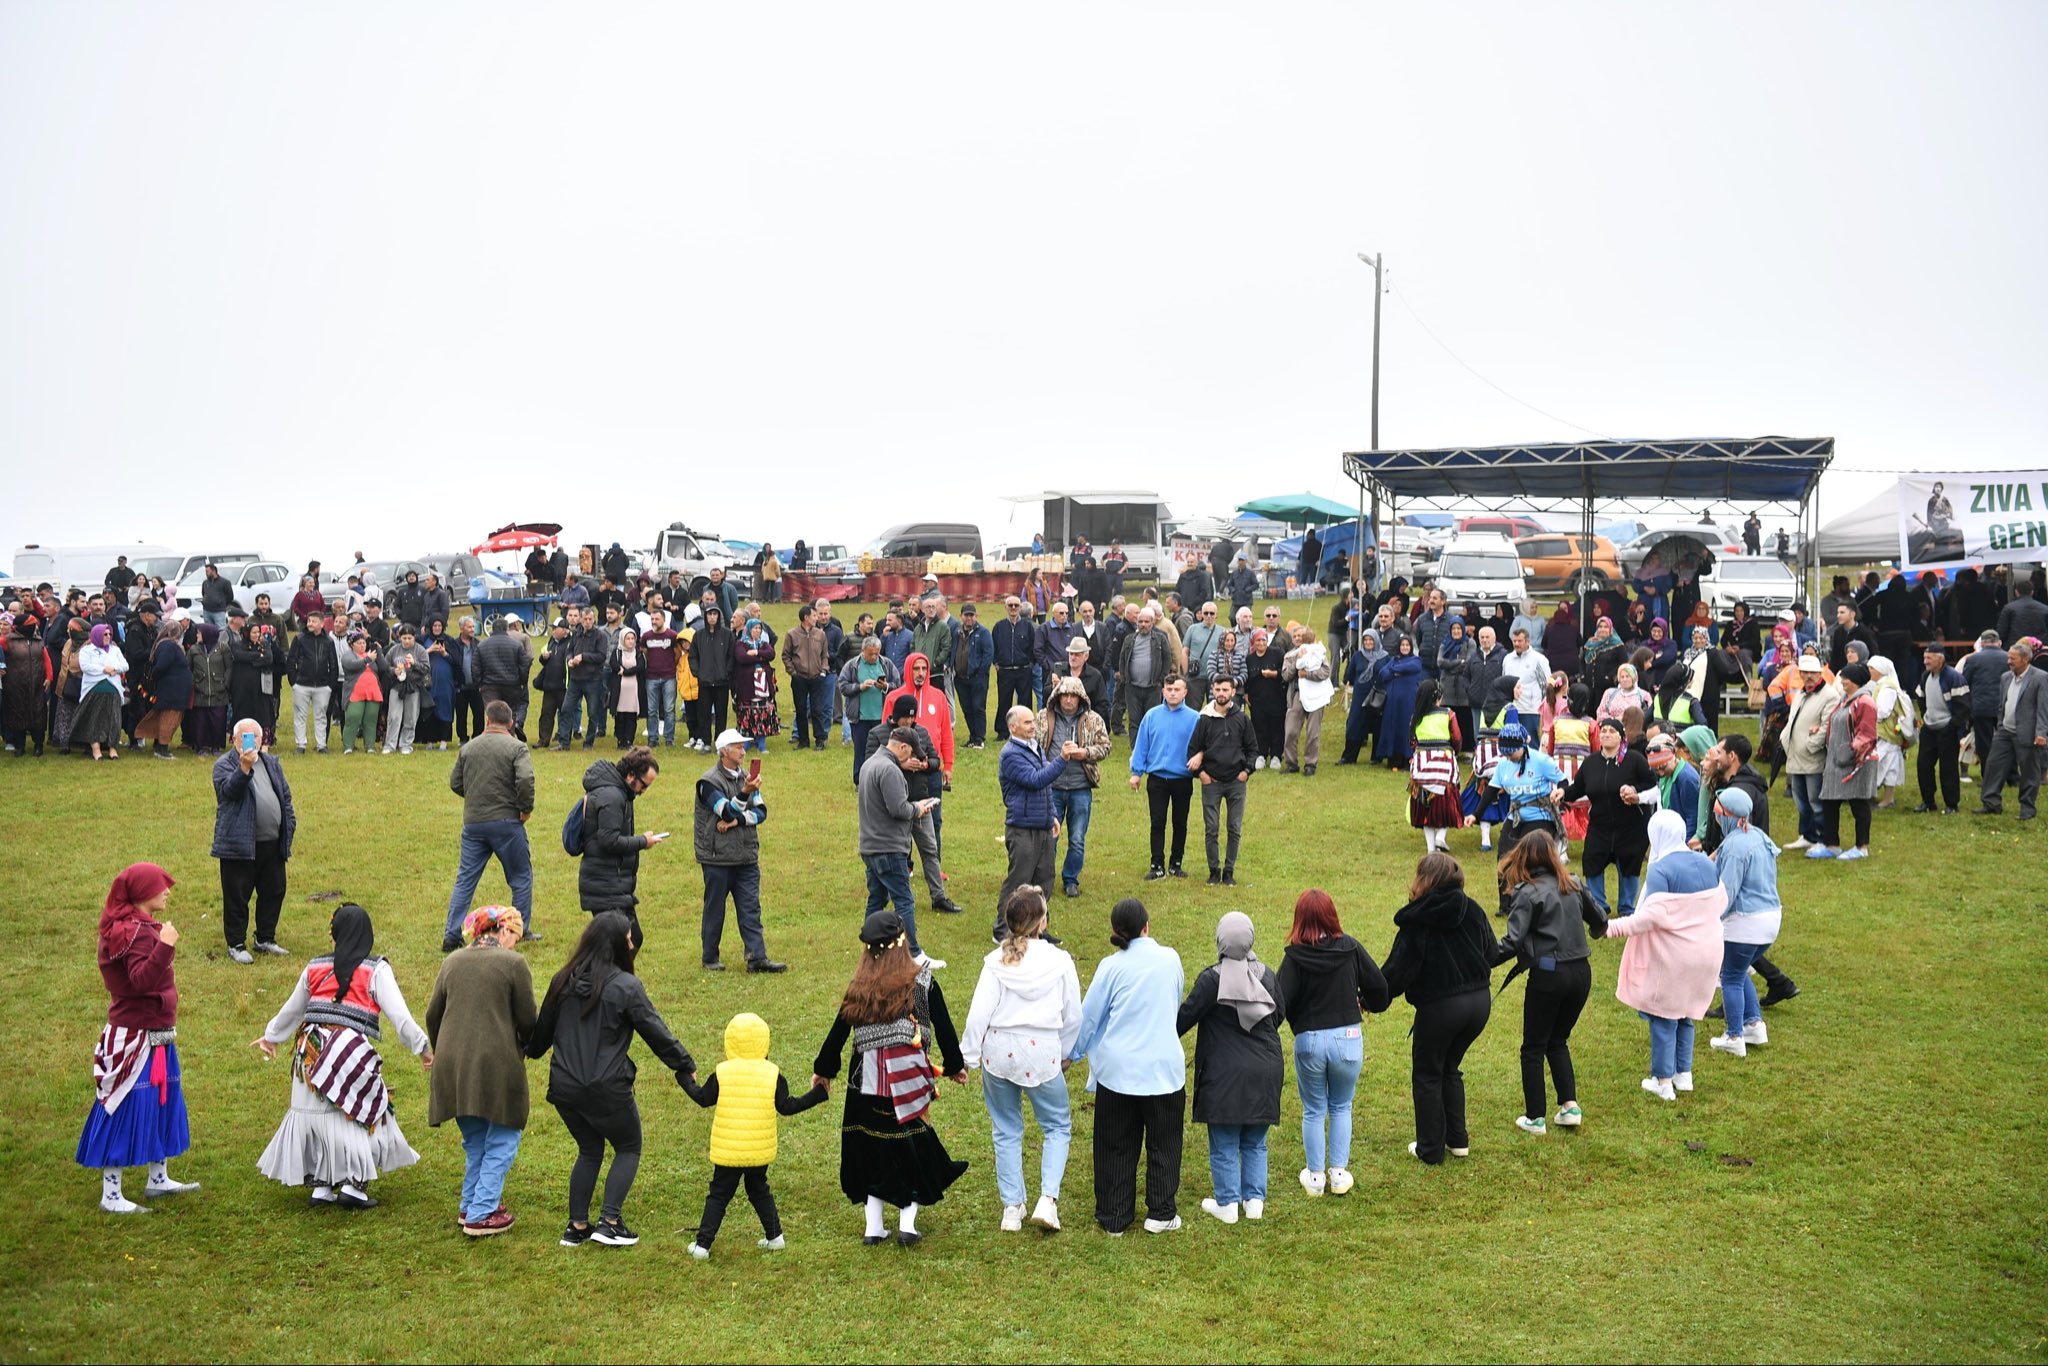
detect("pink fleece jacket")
[1606,884,1727,1020]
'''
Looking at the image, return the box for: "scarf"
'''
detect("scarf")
[1213,911,1275,1029]
[1582,623,1615,663]
[328,903,374,1004]
[89,622,112,649]
[1645,808,1689,864]
[99,863,174,966]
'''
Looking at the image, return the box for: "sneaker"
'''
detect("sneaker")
[1206,869,1222,886]
[1200,1198,1239,1225]
[591,1218,639,1246]
[1222,870,1240,887]
[1299,1168,1326,1197]
[1448,1146,1470,1158]
[1742,1020,1769,1046]
[912,952,947,971]
[1782,836,1812,851]
[1516,1116,1547,1135]
[757,1235,785,1250]
[1030,1196,1060,1231]
[1063,882,1080,898]
[1406,1141,1424,1161]
[441,935,463,954]
[1142,1216,1181,1234]
[1709,1034,1747,1058]
[227,945,255,964]
[1837,847,1869,861]
[1326,1167,1355,1196]
[462,1208,516,1236]
[1243,1198,1264,1220]
[745,959,789,973]
[1555,1103,1583,1128]
[1254,755,1267,770]
[1001,1203,1026,1232]
[685,1241,710,1260]
[1804,845,1838,859]
[560,1221,596,1247]
[1168,864,1187,878]
[1144,866,1166,881]
[1641,1077,1677,1102]
[254,940,289,956]
[1673,1071,1694,1092]
[703,961,726,972]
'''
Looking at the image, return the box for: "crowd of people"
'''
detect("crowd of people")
[48,537,2048,1245]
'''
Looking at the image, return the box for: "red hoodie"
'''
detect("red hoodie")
[884,651,955,774]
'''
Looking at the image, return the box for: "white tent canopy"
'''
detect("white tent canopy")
[1815,482,1899,565]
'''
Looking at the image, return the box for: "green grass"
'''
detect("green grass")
[3,600,2045,1364]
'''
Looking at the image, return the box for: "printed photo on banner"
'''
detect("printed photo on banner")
[1896,471,2048,571]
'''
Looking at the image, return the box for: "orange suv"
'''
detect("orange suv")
[1513,533,1624,595]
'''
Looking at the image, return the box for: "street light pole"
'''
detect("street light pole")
[1356,252,1384,592]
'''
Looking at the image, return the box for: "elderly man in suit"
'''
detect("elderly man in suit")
[1974,641,2048,821]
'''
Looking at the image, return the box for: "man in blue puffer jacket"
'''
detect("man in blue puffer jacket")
[994,704,1076,941]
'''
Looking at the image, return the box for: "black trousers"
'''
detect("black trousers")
[454,688,485,742]
[1093,1085,1184,1232]
[696,1164,782,1247]
[220,839,287,950]
[480,685,525,738]
[1972,714,1995,776]
[536,691,563,751]
[1823,797,1873,848]
[1917,723,1962,810]
[994,668,1033,727]
[1519,958,1590,1120]
[701,685,731,737]
[1411,987,1489,1163]
[556,1098,642,1225]
[1146,775,1193,869]
[957,670,989,745]
[1125,683,1163,733]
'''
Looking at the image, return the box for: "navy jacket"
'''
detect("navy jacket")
[992,618,1035,669]
[210,752,298,860]
[998,736,1066,828]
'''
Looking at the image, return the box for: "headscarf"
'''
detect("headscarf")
[88,622,112,649]
[99,863,174,965]
[1582,617,1615,662]
[1715,784,1753,836]
[1212,911,1275,1029]
[1440,616,1468,660]
[1680,725,1715,763]
[328,903,374,1000]
[198,622,221,649]
[1646,808,1689,865]
[1844,639,1871,666]
[462,904,524,944]
[156,616,185,644]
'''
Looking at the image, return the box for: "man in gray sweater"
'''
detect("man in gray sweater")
[857,727,941,968]
[443,700,537,951]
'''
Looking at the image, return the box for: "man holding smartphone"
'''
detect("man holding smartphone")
[211,718,297,964]
[694,728,786,973]
[579,745,664,947]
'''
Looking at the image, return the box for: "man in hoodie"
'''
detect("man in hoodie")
[1036,675,1111,900]
[995,705,1079,939]
[952,603,994,750]
[695,728,786,973]
[580,746,670,946]
[865,695,964,917]
[1188,675,1257,886]
[557,605,611,751]
[1129,674,1200,880]
[858,727,942,967]
[885,651,955,791]
[420,572,453,633]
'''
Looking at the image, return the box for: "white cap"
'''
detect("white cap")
[923,571,940,582]
[1776,608,1795,621]
[714,728,747,750]
[502,612,522,624]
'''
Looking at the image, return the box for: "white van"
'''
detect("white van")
[12,543,178,593]
[1427,535,1530,613]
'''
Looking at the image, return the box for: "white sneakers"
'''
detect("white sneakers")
[1515,1116,1548,1135]
[227,946,255,965]
[1029,1196,1060,1232]
[1674,1071,1694,1092]
[1743,1021,1769,1046]
[1143,1216,1181,1234]
[1001,1203,1026,1232]
[1201,1198,1239,1225]
[1243,1198,1264,1220]
[1326,1167,1355,1196]
[1710,1034,1747,1058]
[686,1242,710,1260]
[1554,1103,1583,1127]
[1448,1145,1470,1158]
[1783,836,1811,851]
[1298,1168,1326,1197]
[757,1235,785,1250]
[1255,755,1267,770]
[1642,1077,1677,1102]
[912,952,947,971]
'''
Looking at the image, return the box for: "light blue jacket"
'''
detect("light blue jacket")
[1072,937,1187,1096]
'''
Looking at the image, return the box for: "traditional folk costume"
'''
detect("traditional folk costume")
[78,864,198,1213]
[1464,676,1520,851]
[257,904,429,1207]
[812,912,968,1243]
[734,624,781,745]
[1408,706,1464,851]
[1548,710,1594,842]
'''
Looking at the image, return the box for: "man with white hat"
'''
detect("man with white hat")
[695,728,786,973]
[478,612,533,743]
[1779,648,1839,850]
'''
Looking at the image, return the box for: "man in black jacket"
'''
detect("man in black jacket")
[1827,601,1878,673]
[388,571,425,630]
[1188,676,1257,886]
[557,606,611,751]
[420,573,453,632]
[478,614,533,740]
[1997,580,2048,648]
[694,728,785,973]
[534,616,571,751]
[991,595,1035,725]
[579,747,669,946]
[286,613,340,753]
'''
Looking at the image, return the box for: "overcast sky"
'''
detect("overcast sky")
[3,2,2042,569]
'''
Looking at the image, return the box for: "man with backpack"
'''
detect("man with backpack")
[441,700,537,952]
[574,745,669,947]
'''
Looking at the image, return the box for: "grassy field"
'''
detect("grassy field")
[2,599,2045,1364]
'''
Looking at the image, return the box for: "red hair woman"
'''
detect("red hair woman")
[76,864,200,1213]
[1277,890,1389,1197]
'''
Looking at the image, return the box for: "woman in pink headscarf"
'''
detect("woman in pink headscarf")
[78,864,200,1213]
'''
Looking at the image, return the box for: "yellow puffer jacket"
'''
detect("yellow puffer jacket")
[708,1012,781,1167]
[676,626,701,702]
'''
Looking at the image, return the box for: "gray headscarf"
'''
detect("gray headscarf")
[1213,911,1275,1030]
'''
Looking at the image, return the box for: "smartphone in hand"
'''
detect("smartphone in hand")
[748,758,762,781]
[241,732,258,753]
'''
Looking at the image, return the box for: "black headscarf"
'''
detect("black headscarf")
[329,903,374,1000]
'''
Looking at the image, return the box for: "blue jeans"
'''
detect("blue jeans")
[1641,1012,1695,1078]
[794,675,832,747]
[454,1116,524,1222]
[1788,771,1824,844]
[1205,1123,1269,1205]
[444,820,535,941]
[558,676,604,745]
[1585,867,1640,918]
[981,1071,1072,1207]
[1294,1025,1364,1172]
[850,720,877,784]
[1051,786,1093,885]
[202,610,229,631]
[644,677,676,745]
[1720,941,1770,1036]
[862,852,919,953]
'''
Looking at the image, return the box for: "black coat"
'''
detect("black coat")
[578,760,642,912]
[689,624,734,686]
[1176,962,1285,1127]
[1382,888,1498,1007]
[1564,749,1657,862]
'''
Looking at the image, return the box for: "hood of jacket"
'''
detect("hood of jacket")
[1050,673,1089,706]
[723,1011,770,1061]
[583,759,626,795]
[979,938,1071,1001]
[1395,886,1471,931]
[1282,935,1358,979]
[901,650,933,687]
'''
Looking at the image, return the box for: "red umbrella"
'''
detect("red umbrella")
[473,529,559,555]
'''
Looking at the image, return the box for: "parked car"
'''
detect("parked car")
[1702,554,1800,617]
[1457,514,1549,541]
[862,523,984,559]
[175,560,296,615]
[1426,535,1530,612]
[1513,533,1624,595]
[414,552,485,598]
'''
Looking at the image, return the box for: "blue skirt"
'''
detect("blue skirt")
[77,1043,191,1168]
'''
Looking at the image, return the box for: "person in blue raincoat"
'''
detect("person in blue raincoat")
[1371,636,1424,770]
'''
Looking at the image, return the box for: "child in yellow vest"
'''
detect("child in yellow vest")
[680,1012,828,1258]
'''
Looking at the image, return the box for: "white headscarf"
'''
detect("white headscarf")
[1646,808,1690,866]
